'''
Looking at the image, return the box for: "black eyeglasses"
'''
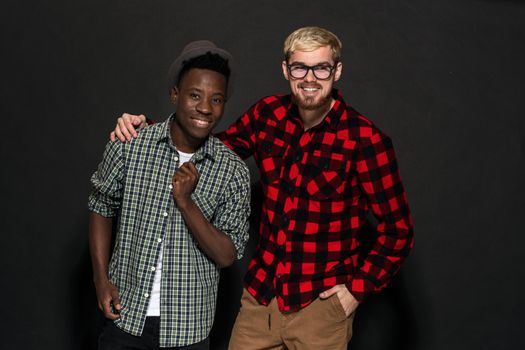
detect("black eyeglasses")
[286,63,337,80]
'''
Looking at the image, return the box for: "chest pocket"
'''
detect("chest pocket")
[192,171,221,221]
[192,190,218,221]
[303,152,350,201]
[258,140,286,185]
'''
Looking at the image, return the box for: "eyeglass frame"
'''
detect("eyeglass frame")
[285,62,339,80]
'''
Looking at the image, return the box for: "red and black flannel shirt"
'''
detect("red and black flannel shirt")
[217,89,413,311]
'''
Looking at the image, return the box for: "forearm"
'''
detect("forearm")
[349,218,413,302]
[351,132,414,301]
[89,212,114,283]
[177,200,236,268]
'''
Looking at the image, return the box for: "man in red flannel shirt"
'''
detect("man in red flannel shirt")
[111,26,414,350]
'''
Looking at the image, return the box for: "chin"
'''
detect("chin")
[297,97,330,111]
[190,130,212,140]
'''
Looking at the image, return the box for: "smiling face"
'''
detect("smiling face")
[282,45,342,112]
[170,68,227,153]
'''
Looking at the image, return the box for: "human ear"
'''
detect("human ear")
[334,62,343,82]
[282,61,290,81]
[170,87,179,105]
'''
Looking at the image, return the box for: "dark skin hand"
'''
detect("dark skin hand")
[173,162,236,267]
[89,212,121,320]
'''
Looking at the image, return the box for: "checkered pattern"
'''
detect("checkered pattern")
[217,89,413,311]
[88,116,251,347]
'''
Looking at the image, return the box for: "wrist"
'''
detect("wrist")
[175,196,195,212]
[93,271,110,285]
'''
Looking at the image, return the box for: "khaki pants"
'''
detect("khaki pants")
[229,289,355,350]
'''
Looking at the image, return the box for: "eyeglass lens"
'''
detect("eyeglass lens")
[288,65,333,79]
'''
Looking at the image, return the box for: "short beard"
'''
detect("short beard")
[294,93,332,111]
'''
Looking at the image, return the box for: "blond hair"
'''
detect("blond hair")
[283,26,342,62]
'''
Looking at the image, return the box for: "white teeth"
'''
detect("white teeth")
[302,87,318,91]
[193,119,210,127]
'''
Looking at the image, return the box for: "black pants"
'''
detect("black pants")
[99,317,209,350]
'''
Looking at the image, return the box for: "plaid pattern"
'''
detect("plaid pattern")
[88,116,251,347]
[217,89,413,311]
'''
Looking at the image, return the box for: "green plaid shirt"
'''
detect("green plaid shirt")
[88,116,251,347]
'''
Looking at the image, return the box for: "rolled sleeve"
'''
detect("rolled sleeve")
[88,141,125,217]
[213,164,251,259]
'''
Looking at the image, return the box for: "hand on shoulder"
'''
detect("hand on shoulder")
[110,113,148,142]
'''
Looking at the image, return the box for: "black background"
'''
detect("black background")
[1,1,524,349]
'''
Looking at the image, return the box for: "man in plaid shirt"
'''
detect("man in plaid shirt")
[112,27,414,349]
[89,41,251,349]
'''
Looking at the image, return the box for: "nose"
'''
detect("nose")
[303,68,317,82]
[196,99,212,115]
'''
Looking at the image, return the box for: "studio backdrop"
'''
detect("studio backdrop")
[1,1,524,349]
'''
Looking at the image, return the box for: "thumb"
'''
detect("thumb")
[111,291,122,311]
[319,286,338,299]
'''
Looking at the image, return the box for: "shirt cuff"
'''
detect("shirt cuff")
[345,277,378,303]
[88,196,117,218]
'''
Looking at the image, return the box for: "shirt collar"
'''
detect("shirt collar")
[155,113,218,162]
[323,89,347,131]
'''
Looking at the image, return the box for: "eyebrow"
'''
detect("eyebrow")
[288,61,334,66]
[187,87,225,97]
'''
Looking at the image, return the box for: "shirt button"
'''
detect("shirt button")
[163,211,168,217]
[169,184,173,189]
[157,238,162,243]
[174,156,179,162]
[144,293,149,298]
[150,266,156,271]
